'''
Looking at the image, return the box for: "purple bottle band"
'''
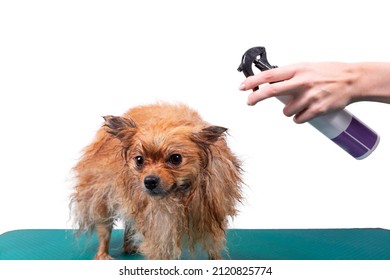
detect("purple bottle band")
[331,117,379,159]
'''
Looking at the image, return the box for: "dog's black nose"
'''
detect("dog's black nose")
[144,175,160,190]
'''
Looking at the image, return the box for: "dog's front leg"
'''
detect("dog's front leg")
[94,223,114,260]
[123,221,139,254]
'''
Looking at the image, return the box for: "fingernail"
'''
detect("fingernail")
[239,84,246,90]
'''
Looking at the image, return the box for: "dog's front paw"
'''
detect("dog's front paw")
[94,253,114,260]
[208,253,223,260]
[123,243,139,254]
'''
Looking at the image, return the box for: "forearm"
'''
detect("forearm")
[352,62,390,104]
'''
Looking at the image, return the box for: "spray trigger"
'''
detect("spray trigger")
[237,46,277,91]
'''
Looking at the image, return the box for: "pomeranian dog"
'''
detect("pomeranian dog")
[71,103,243,260]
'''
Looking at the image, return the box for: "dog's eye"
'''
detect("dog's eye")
[134,156,144,167]
[168,154,182,166]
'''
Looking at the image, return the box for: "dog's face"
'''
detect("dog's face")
[103,115,226,197]
[128,126,202,197]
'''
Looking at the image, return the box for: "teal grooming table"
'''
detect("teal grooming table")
[1,228,390,260]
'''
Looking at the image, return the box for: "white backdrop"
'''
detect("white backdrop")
[1,0,390,234]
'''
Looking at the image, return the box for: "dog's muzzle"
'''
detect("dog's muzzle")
[143,175,191,196]
[144,175,160,191]
[143,175,164,196]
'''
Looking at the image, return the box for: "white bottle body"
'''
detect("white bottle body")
[277,96,380,159]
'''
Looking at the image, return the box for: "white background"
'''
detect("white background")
[1,0,390,234]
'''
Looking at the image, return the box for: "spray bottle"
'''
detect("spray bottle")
[238,46,380,159]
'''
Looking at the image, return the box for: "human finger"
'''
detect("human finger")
[239,65,297,91]
[293,109,317,124]
[247,78,302,106]
[282,94,310,118]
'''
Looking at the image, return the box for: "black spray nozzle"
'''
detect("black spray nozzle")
[237,46,277,91]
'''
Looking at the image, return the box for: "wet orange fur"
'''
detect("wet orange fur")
[71,103,243,259]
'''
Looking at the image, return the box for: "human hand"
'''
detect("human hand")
[239,62,356,123]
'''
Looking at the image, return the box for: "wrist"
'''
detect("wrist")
[351,62,390,103]
[348,63,367,103]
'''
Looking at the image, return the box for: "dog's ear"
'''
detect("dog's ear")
[191,125,227,148]
[102,115,137,142]
[197,126,227,143]
[191,126,228,168]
